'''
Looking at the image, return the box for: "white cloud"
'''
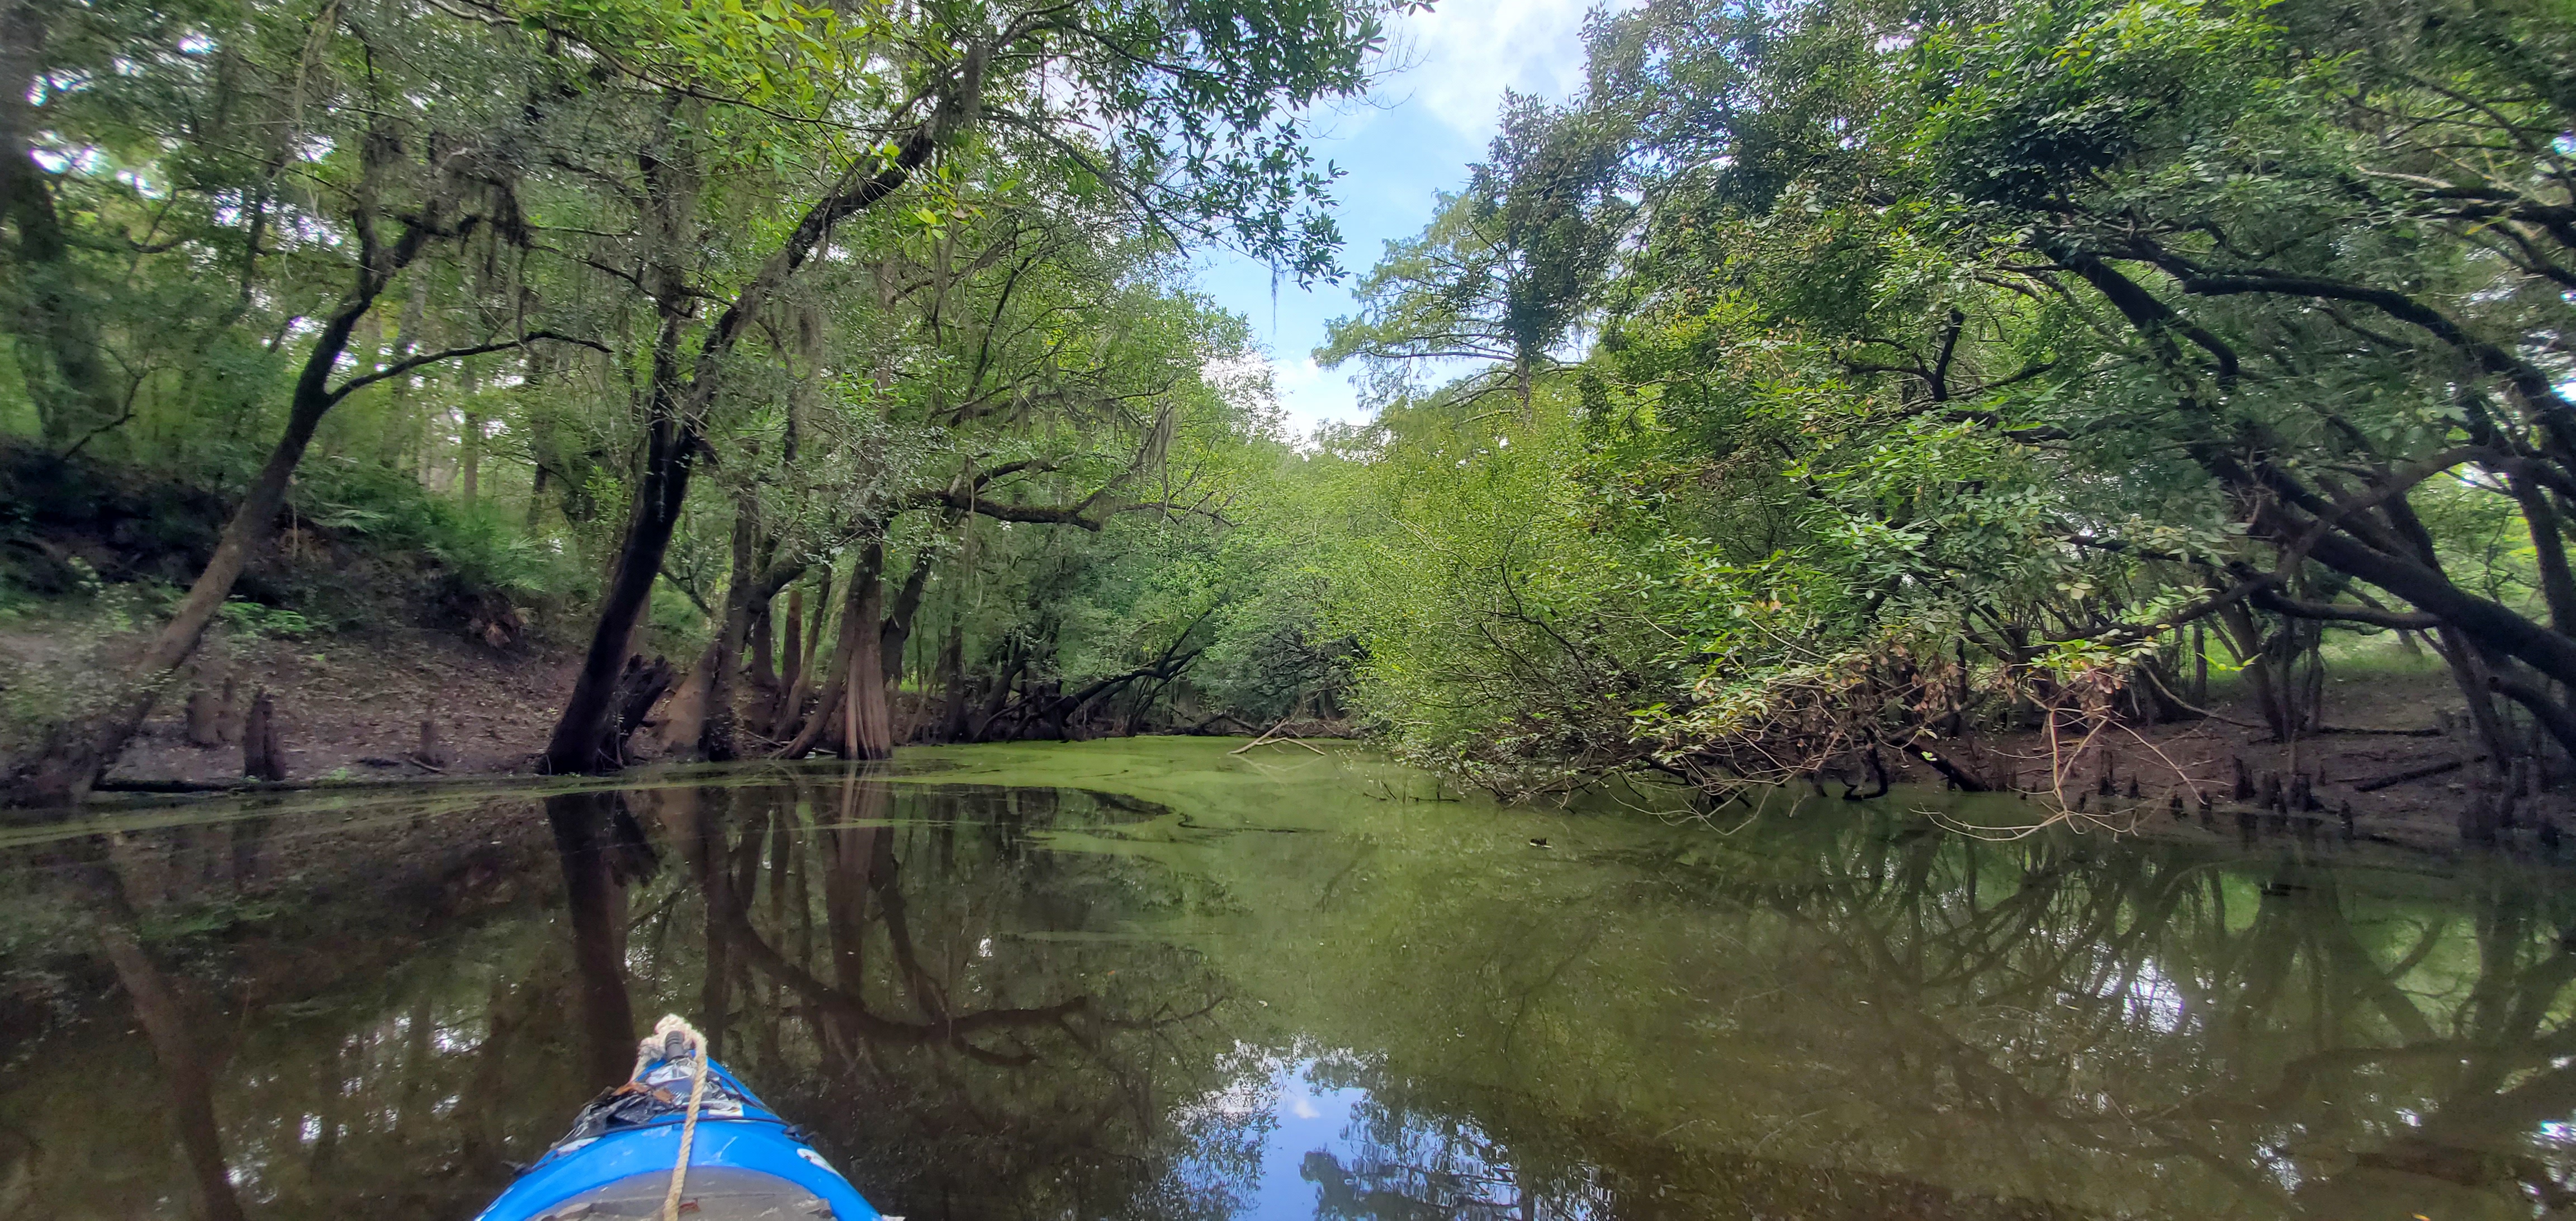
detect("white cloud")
[1272,354,1328,396]
[1269,354,1374,436]
[1382,0,1610,140]
[1204,351,1368,437]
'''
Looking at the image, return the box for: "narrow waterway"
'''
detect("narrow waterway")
[2,739,2570,1219]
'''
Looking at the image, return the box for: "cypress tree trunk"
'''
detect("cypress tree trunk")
[539,76,970,774]
[751,597,778,694]
[775,572,832,740]
[844,563,893,760]
[773,586,803,735]
[937,614,967,742]
[543,409,698,773]
[880,547,935,683]
[803,569,831,673]
[780,548,881,760]
[184,688,224,748]
[653,648,717,758]
[546,98,706,774]
[699,493,760,761]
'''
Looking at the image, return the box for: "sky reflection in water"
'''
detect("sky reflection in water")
[1185,1048,1595,1220]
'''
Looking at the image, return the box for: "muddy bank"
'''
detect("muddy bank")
[91,630,578,787]
[14,601,2517,856]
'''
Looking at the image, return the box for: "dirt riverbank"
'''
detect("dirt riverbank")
[4,616,2531,855]
[87,628,580,786]
[44,628,1344,793]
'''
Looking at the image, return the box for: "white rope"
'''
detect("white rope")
[645,1015,712,1221]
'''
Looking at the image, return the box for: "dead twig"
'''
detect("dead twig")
[1229,720,1289,754]
[1229,718,1328,755]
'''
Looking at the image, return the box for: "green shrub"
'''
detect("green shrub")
[219,598,316,639]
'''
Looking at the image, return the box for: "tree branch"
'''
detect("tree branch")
[2252,590,2441,630]
[326,330,607,403]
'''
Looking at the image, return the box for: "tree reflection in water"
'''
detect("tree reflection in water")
[0,763,2573,1220]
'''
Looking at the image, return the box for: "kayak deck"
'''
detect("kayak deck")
[517,1165,835,1219]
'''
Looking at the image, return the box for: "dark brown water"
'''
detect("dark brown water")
[3,739,2573,1219]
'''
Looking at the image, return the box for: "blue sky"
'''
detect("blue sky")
[1194,0,1603,436]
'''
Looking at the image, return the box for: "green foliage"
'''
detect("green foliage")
[294,459,586,603]
[26,0,2566,787]
[217,599,316,640]
[1289,0,2576,794]
[0,0,1400,728]
[1319,93,1631,408]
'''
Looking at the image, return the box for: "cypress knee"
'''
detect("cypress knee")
[416,719,449,768]
[241,690,286,782]
[184,688,223,748]
[2462,793,2499,844]
[218,676,239,744]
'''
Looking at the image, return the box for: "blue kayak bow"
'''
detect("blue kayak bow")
[472,1016,887,1221]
